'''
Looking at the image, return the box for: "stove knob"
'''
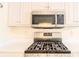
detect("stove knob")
[39,48,41,50]
[51,48,53,51]
[54,48,56,50]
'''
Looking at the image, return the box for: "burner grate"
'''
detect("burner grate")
[25,41,71,53]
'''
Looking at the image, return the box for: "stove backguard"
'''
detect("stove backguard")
[34,32,62,42]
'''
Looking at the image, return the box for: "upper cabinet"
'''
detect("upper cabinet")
[8,2,32,26]
[64,3,74,26]
[31,2,65,11]
[8,3,21,26]
[31,2,48,11]
[49,3,65,11]
[20,2,31,26]
[73,3,79,26]
[65,2,79,26]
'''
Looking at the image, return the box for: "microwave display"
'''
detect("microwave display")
[43,33,52,36]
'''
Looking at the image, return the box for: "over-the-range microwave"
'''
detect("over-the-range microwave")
[31,11,65,29]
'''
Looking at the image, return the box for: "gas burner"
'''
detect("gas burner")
[25,41,71,53]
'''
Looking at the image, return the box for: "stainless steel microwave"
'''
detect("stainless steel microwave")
[31,11,64,28]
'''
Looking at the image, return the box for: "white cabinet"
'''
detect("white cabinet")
[49,3,65,11]
[20,3,31,26]
[31,2,48,11]
[65,2,79,26]
[73,3,79,21]
[64,3,74,26]
[8,2,32,26]
[8,3,21,26]
[31,2,65,11]
[73,3,79,26]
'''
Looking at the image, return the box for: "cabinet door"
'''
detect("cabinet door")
[73,3,79,26]
[65,3,74,26]
[8,2,21,26]
[49,3,65,11]
[20,2,31,26]
[31,2,48,11]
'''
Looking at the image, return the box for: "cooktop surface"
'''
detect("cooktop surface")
[25,41,71,53]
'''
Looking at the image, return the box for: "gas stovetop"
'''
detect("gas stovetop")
[25,41,71,53]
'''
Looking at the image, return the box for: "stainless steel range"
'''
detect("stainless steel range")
[25,32,71,53]
[25,11,71,54]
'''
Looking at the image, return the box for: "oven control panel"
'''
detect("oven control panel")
[43,33,52,36]
[34,32,62,39]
